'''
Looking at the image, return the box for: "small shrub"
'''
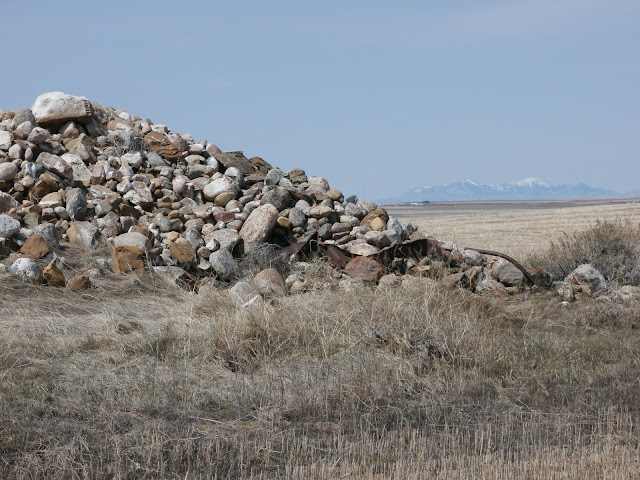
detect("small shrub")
[530,220,640,285]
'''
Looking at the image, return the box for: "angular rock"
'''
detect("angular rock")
[113,232,151,252]
[20,233,51,259]
[68,275,90,290]
[31,92,94,125]
[112,245,144,274]
[0,192,19,213]
[228,281,262,307]
[67,221,99,248]
[34,223,60,248]
[169,240,196,265]
[497,261,524,287]
[0,214,20,238]
[43,262,65,287]
[209,248,236,281]
[66,187,88,220]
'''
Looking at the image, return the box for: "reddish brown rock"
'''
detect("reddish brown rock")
[68,275,90,290]
[20,233,51,259]
[112,245,144,274]
[344,256,383,282]
[213,210,235,223]
[144,131,182,160]
[169,240,196,265]
[43,262,65,287]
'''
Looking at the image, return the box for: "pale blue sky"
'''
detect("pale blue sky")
[2,1,638,200]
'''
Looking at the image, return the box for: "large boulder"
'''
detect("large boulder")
[239,204,279,252]
[31,92,94,125]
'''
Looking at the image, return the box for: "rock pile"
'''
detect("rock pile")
[0,92,636,303]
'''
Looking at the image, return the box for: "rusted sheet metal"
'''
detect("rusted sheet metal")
[374,238,443,265]
[323,244,352,269]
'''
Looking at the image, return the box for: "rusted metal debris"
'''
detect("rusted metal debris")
[466,247,536,285]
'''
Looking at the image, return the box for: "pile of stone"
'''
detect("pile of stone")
[0,92,420,287]
[0,92,635,303]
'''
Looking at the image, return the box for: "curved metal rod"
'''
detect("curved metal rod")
[465,247,536,285]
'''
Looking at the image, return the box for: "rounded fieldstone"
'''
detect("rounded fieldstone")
[0,214,20,238]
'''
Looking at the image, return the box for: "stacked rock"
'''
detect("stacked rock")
[0,92,419,286]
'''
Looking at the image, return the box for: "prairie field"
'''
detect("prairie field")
[1,199,640,479]
[387,197,640,260]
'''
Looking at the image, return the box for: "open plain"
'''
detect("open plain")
[2,198,640,478]
[387,197,640,260]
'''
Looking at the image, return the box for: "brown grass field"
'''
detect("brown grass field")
[1,200,640,478]
[387,197,640,260]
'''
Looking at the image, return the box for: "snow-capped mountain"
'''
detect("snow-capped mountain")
[382,178,619,202]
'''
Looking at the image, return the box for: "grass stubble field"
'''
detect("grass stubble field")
[1,199,640,478]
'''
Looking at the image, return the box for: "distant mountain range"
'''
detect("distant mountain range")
[382,178,621,202]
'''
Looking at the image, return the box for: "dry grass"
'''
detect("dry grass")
[1,259,639,478]
[388,201,640,260]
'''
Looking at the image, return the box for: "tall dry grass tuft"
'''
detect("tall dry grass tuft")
[529,219,640,286]
[1,261,639,478]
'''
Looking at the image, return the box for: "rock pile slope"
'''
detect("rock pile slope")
[0,92,632,303]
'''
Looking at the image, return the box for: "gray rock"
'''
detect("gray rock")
[0,214,21,238]
[66,221,100,248]
[146,151,168,167]
[209,248,236,281]
[152,266,189,285]
[207,229,242,254]
[123,182,153,208]
[34,223,60,249]
[31,92,94,125]
[22,162,44,179]
[264,168,285,186]
[228,281,262,307]
[121,152,143,169]
[289,207,307,228]
[0,162,18,181]
[65,187,87,220]
[36,152,73,178]
[564,264,607,292]
[262,187,291,211]
[10,258,43,283]
[11,109,36,129]
[27,127,51,144]
[0,192,19,213]
[239,204,279,252]
[462,249,485,267]
[113,232,151,252]
[497,261,523,287]
[61,153,92,185]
